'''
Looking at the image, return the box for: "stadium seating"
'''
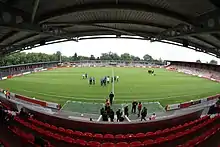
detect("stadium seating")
[11,113,220,147]
[177,123,220,147]
[27,115,210,142]
[24,106,203,134]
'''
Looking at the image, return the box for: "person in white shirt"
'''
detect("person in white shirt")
[150,113,156,120]
[116,76,119,82]
[82,74,85,79]
[106,77,110,84]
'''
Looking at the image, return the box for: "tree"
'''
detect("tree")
[90,55,96,60]
[209,60,218,65]
[121,53,131,61]
[143,54,153,62]
[196,60,201,63]
[56,51,61,61]
[73,53,78,61]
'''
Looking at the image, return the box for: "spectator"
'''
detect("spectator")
[90,118,93,121]
[124,106,129,117]
[137,102,142,117]
[141,107,147,121]
[131,100,138,113]
[19,108,29,119]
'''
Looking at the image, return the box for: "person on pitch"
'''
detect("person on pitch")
[89,77,92,85]
[82,74,85,79]
[106,76,110,84]
[132,100,138,113]
[109,92,114,105]
[116,109,122,122]
[137,102,142,117]
[92,77,95,85]
[85,73,88,79]
[124,105,129,117]
[116,76,119,82]
[141,107,147,121]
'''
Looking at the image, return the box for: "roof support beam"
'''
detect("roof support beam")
[43,20,169,30]
[192,36,219,48]
[38,3,189,24]
[0,2,77,41]
[154,9,220,40]
[31,0,40,23]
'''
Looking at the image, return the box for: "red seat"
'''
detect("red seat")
[93,134,103,139]
[155,137,166,144]
[102,142,114,147]
[87,141,101,147]
[130,141,143,147]
[76,139,87,146]
[73,131,83,136]
[66,129,73,135]
[53,133,62,140]
[104,134,114,139]
[145,132,154,136]
[143,139,154,146]
[115,134,125,139]
[44,123,51,128]
[125,134,134,138]
[135,133,145,138]
[64,136,75,144]
[50,125,58,131]
[58,127,65,132]
[84,132,93,137]
[115,142,129,147]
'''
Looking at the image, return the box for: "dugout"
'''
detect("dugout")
[0,61,58,79]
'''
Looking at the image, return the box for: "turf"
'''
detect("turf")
[0,67,220,106]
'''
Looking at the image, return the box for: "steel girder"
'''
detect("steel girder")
[0,2,77,42]
[38,3,189,24]
[154,9,220,43]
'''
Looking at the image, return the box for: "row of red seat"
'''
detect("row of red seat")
[28,115,209,141]
[14,115,220,147]
[177,124,220,147]
[8,126,53,147]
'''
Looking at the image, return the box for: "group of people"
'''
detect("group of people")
[82,73,119,87]
[89,77,96,85]
[100,75,119,86]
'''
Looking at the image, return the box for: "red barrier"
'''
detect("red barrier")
[180,102,192,109]
[15,94,47,107]
[7,75,12,79]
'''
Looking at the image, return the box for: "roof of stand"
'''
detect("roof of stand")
[0,0,220,57]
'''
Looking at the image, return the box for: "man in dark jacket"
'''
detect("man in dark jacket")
[109,92,114,105]
[109,109,114,122]
[124,106,129,117]
[141,107,147,121]
[116,109,122,122]
[131,101,138,113]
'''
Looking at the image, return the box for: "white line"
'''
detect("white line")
[111,67,115,94]
[13,89,217,102]
[60,100,70,110]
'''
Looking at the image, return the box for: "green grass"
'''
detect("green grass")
[0,67,220,106]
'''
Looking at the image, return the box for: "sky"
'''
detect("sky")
[24,37,220,64]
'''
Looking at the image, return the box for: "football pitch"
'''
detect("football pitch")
[0,67,220,107]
